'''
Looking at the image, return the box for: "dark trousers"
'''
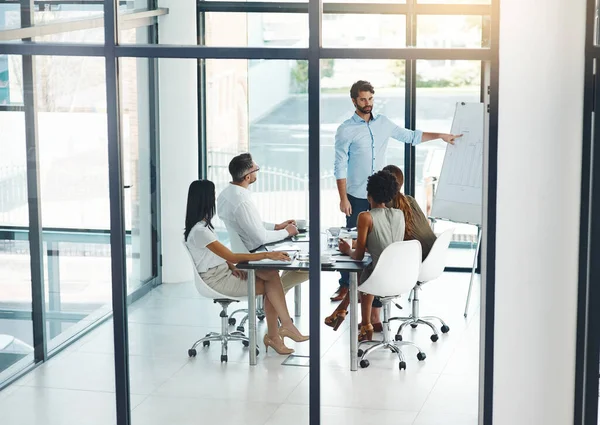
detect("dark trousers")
[338,195,382,309]
[339,194,370,288]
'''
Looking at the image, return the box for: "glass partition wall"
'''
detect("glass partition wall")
[0,1,498,425]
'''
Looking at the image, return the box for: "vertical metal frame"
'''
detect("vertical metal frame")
[104,1,131,424]
[197,5,208,179]
[481,0,499,422]
[404,0,416,196]
[307,2,322,425]
[575,0,600,422]
[20,0,48,363]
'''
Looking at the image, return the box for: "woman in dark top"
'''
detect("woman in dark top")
[382,165,437,261]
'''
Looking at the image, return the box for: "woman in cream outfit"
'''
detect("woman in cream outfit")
[184,180,309,355]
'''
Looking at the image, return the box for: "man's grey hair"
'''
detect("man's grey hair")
[229,153,254,182]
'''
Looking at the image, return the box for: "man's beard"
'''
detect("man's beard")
[356,104,372,114]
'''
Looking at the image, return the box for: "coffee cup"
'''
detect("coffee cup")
[296,219,307,230]
[340,237,353,249]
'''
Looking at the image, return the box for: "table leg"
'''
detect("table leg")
[349,271,358,371]
[294,284,301,317]
[248,270,257,366]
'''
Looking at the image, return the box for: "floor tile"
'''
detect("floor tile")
[153,359,309,404]
[20,351,187,395]
[420,373,479,415]
[286,367,440,412]
[264,403,418,425]
[0,386,141,425]
[413,411,479,425]
[131,395,278,425]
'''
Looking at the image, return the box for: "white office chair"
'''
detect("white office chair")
[357,240,426,371]
[183,243,256,363]
[390,229,454,342]
[224,225,267,333]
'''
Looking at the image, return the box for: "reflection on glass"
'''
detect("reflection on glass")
[323,14,406,48]
[205,13,307,47]
[25,55,113,347]
[417,15,483,48]
[0,82,34,382]
[120,57,156,291]
[415,59,480,267]
[206,59,309,232]
[320,59,406,229]
[418,0,489,3]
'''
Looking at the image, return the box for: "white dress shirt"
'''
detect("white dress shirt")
[185,221,226,273]
[217,183,288,251]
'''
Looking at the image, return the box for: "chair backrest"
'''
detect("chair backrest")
[419,228,454,283]
[181,241,243,300]
[359,240,422,297]
[225,223,250,253]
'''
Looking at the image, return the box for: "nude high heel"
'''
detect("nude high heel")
[278,326,310,343]
[263,334,294,355]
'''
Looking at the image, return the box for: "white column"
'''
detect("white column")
[491,0,586,424]
[157,0,198,283]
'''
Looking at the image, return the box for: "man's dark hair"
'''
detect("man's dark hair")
[350,80,375,100]
[229,153,254,183]
[366,170,398,205]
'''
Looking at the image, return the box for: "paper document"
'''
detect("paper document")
[266,243,303,252]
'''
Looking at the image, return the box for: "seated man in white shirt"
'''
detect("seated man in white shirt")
[217,153,308,293]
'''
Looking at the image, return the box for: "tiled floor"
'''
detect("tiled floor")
[0,271,481,425]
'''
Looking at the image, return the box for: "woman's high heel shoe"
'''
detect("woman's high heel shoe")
[324,310,347,331]
[263,334,294,355]
[358,324,374,342]
[278,326,309,343]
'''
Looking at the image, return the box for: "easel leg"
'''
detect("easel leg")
[464,226,482,318]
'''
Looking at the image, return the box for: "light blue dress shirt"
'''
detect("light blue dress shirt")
[334,113,423,199]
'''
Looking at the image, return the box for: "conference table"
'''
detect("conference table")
[236,237,371,371]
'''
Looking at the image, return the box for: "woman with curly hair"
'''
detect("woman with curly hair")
[324,170,404,341]
[382,164,436,261]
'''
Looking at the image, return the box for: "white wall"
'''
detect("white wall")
[157,0,198,283]
[492,0,586,423]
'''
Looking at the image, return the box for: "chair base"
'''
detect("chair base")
[389,285,450,342]
[358,298,426,370]
[188,299,257,362]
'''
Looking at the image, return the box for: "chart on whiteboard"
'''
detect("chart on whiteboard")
[434,102,484,208]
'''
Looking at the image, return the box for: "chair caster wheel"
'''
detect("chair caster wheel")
[430,334,439,342]
[410,323,418,329]
[360,359,370,368]
[441,325,450,333]
[357,349,364,357]
[417,352,426,361]
[256,348,260,356]
[258,315,266,321]
[395,334,403,341]
[221,355,228,363]
[188,349,197,357]
[399,361,407,370]
[237,326,245,333]
[242,340,249,347]
[228,318,236,326]
[202,341,210,347]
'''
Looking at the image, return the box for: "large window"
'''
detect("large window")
[0,2,496,425]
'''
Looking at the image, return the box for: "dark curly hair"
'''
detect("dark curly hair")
[366,170,398,205]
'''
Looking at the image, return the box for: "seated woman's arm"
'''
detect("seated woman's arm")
[205,240,290,264]
[339,212,372,261]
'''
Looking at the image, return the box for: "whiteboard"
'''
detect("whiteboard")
[430,102,484,226]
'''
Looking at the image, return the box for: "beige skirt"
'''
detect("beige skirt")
[200,263,248,298]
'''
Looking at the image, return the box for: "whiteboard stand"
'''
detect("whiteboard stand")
[464,225,482,318]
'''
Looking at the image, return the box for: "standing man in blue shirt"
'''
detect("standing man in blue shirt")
[331,80,462,302]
